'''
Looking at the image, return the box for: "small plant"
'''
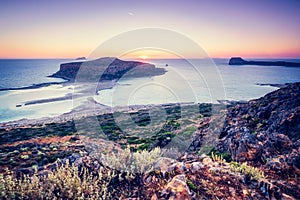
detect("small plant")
[20,154,29,160]
[211,152,226,164]
[186,179,197,191]
[200,146,232,162]
[230,161,265,180]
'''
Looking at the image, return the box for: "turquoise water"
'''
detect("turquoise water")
[95,58,300,106]
[1,58,300,123]
[0,59,70,89]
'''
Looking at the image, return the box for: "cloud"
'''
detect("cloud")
[128,12,134,16]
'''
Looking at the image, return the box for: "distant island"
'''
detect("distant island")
[50,57,166,82]
[229,57,300,67]
[75,57,86,60]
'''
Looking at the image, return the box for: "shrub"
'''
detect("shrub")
[230,162,265,180]
[0,160,115,199]
[100,147,161,176]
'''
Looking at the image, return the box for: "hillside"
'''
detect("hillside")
[0,83,299,199]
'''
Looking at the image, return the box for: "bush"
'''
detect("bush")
[230,162,265,180]
[0,160,115,199]
[100,147,161,176]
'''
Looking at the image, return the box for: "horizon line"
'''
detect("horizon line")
[1,56,300,60]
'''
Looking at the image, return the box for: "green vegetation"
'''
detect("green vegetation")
[208,151,265,181]
[199,146,232,162]
[186,179,197,191]
[20,154,29,160]
[0,103,218,198]
[230,162,265,180]
[180,126,196,137]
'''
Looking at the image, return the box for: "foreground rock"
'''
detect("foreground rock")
[216,82,300,198]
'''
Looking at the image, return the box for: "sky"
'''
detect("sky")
[0,0,300,59]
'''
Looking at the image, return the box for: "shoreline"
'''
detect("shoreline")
[0,102,199,128]
[0,81,292,127]
[255,83,288,88]
[0,79,70,92]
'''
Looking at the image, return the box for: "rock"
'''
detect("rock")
[229,57,300,67]
[190,162,204,173]
[153,157,176,176]
[17,167,34,176]
[69,136,80,142]
[49,57,166,82]
[164,174,191,199]
[68,153,81,164]
[258,180,283,200]
[75,57,86,60]
[217,82,300,166]
[202,157,213,165]
[150,193,158,200]
[292,155,300,175]
[229,57,247,65]
[174,162,186,174]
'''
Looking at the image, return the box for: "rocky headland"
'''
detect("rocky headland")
[0,83,299,199]
[229,57,300,67]
[49,57,166,82]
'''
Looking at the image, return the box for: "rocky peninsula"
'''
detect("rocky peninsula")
[0,83,299,199]
[49,57,166,82]
[229,57,300,67]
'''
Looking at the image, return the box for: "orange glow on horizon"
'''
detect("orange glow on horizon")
[139,55,149,60]
[1,45,300,59]
[120,49,181,60]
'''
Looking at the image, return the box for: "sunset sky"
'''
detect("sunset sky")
[0,0,300,59]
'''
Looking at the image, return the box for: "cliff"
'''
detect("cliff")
[229,57,300,67]
[49,57,166,81]
[216,82,300,198]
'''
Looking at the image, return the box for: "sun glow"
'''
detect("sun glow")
[139,55,149,60]
[121,49,178,60]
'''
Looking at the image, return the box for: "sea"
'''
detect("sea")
[1,58,300,123]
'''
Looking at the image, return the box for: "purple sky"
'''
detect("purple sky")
[0,0,299,58]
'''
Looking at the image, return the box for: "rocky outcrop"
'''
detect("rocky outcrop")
[218,82,300,157]
[75,57,86,60]
[49,57,166,82]
[215,82,300,198]
[229,57,300,67]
